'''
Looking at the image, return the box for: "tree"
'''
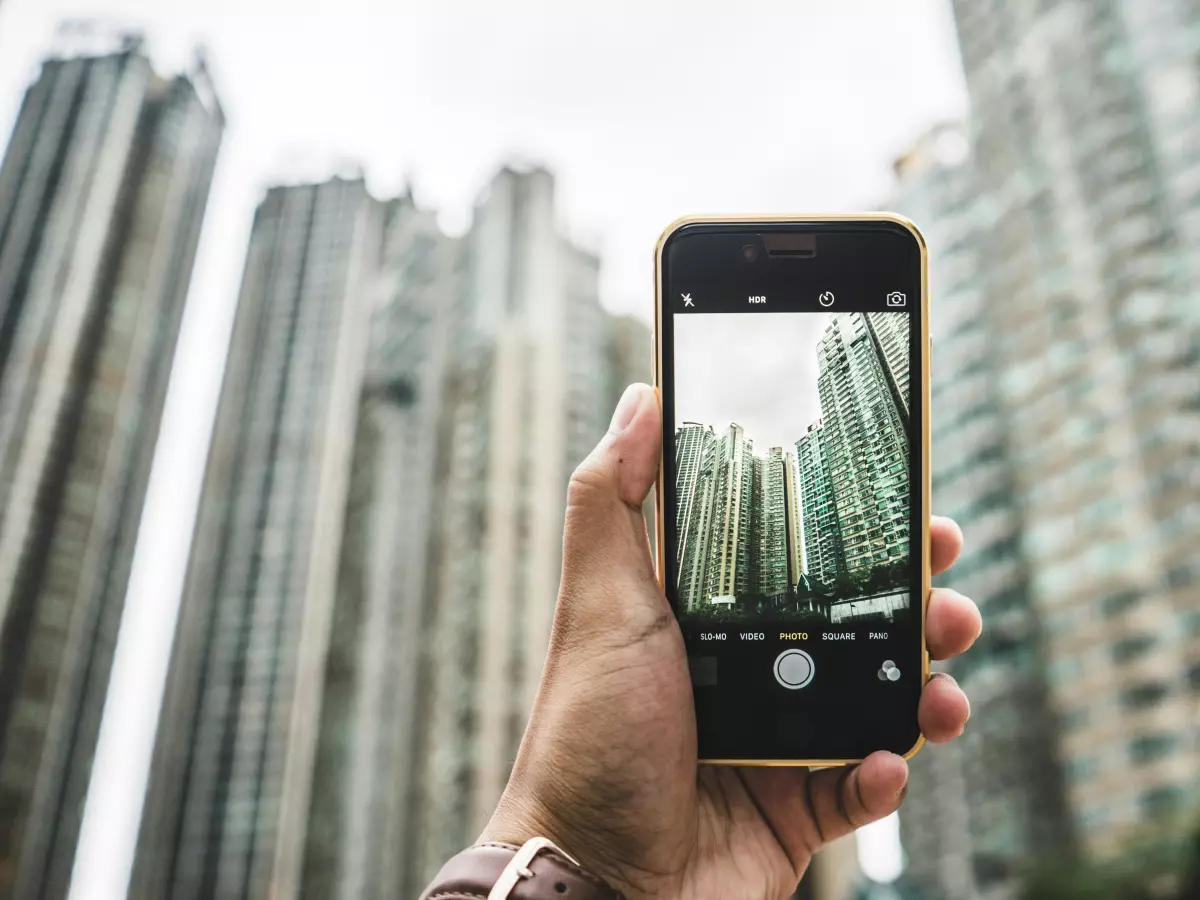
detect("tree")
[832,574,859,599]
[1021,816,1200,900]
[1021,862,1153,900]
[1177,819,1200,899]
[864,566,891,595]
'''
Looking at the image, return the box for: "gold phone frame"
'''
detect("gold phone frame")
[652,213,931,767]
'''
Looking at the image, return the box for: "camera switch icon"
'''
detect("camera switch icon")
[886,291,906,308]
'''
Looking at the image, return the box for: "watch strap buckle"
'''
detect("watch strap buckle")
[487,837,579,900]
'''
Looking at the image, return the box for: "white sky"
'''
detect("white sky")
[675,312,831,450]
[0,1,967,896]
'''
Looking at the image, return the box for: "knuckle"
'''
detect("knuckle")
[566,461,611,509]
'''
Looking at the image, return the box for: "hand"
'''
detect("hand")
[483,384,981,900]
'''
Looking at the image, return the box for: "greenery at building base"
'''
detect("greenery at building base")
[1020,818,1200,900]
[834,558,909,598]
[681,557,910,622]
[849,873,928,900]
[684,605,830,628]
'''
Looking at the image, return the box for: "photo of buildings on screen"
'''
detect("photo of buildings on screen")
[674,312,913,625]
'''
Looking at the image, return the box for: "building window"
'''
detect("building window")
[1049,657,1082,684]
[1111,634,1156,663]
[1101,589,1140,617]
[1062,706,1089,731]
[1035,561,1081,599]
[1121,682,1170,711]
[1167,563,1194,590]
[1079,802,1111,833]
[1067,755,1097,784]
[1141,786,1187,818]
[1129,734,1178,765]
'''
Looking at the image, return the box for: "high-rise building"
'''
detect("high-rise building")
[675,314,910,611]
[676,422,715,562]
[795,420,846,585]
[677,425,719,611]
[756,447,804,598]
[783,450,806,588]
[135,165,643,900]
[941,0,1200,863]
[407,167,615,894]
[299,194,463,900]
[864,312,912,422]
[703,423,757,599]
[892,124,1073,900]
[604,313,651,413]
[131,178,378,900]
[814,313,910,577]
[0,36,223,899]
[676,424,811,608]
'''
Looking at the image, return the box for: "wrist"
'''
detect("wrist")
[482,795,645,900]
[418,837,625,900]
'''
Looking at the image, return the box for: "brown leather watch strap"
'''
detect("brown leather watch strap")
[419,838,625,900]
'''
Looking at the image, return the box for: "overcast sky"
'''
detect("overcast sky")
[675,312,831,450]
[0,1,967,895]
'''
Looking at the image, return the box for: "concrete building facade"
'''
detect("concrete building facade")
[132,178,377,900]
[0,38,222,900]
[939,0,1200,863]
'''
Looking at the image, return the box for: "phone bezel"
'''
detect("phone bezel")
[652,214,931,766]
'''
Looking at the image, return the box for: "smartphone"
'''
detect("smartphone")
[654,216,929,764]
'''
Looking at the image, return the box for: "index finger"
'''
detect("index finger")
[931,516,963,576]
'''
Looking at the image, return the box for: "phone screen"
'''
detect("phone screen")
[658,220,926,761]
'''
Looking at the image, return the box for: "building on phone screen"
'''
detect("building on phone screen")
[674,312,912,622]
[813,313,911,578]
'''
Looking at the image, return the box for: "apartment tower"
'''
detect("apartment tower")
[795,421,845,585]
[801,314,911,580]
[407,167,613,893]
[891,123,1073,900]
[0,36,222,899]
[298,195,463,900]
[756,447,804,598]
[946,0,1200,859]
[131,178,376,900]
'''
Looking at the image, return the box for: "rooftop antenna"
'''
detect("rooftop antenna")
[189,44,226,121]
[52,19,145,59]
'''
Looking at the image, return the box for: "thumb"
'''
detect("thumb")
[559,383,662,615]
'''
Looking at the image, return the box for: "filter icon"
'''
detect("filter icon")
[877,659,901,682]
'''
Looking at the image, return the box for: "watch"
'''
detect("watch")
[419,837,626,900]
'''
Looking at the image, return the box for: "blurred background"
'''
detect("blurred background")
[0,1,1197,899]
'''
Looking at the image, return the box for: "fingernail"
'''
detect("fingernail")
[610,384,643,434]
[932,671,971,720]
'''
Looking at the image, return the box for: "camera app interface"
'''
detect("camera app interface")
[665,254,922,760]
[674,310,912,626]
